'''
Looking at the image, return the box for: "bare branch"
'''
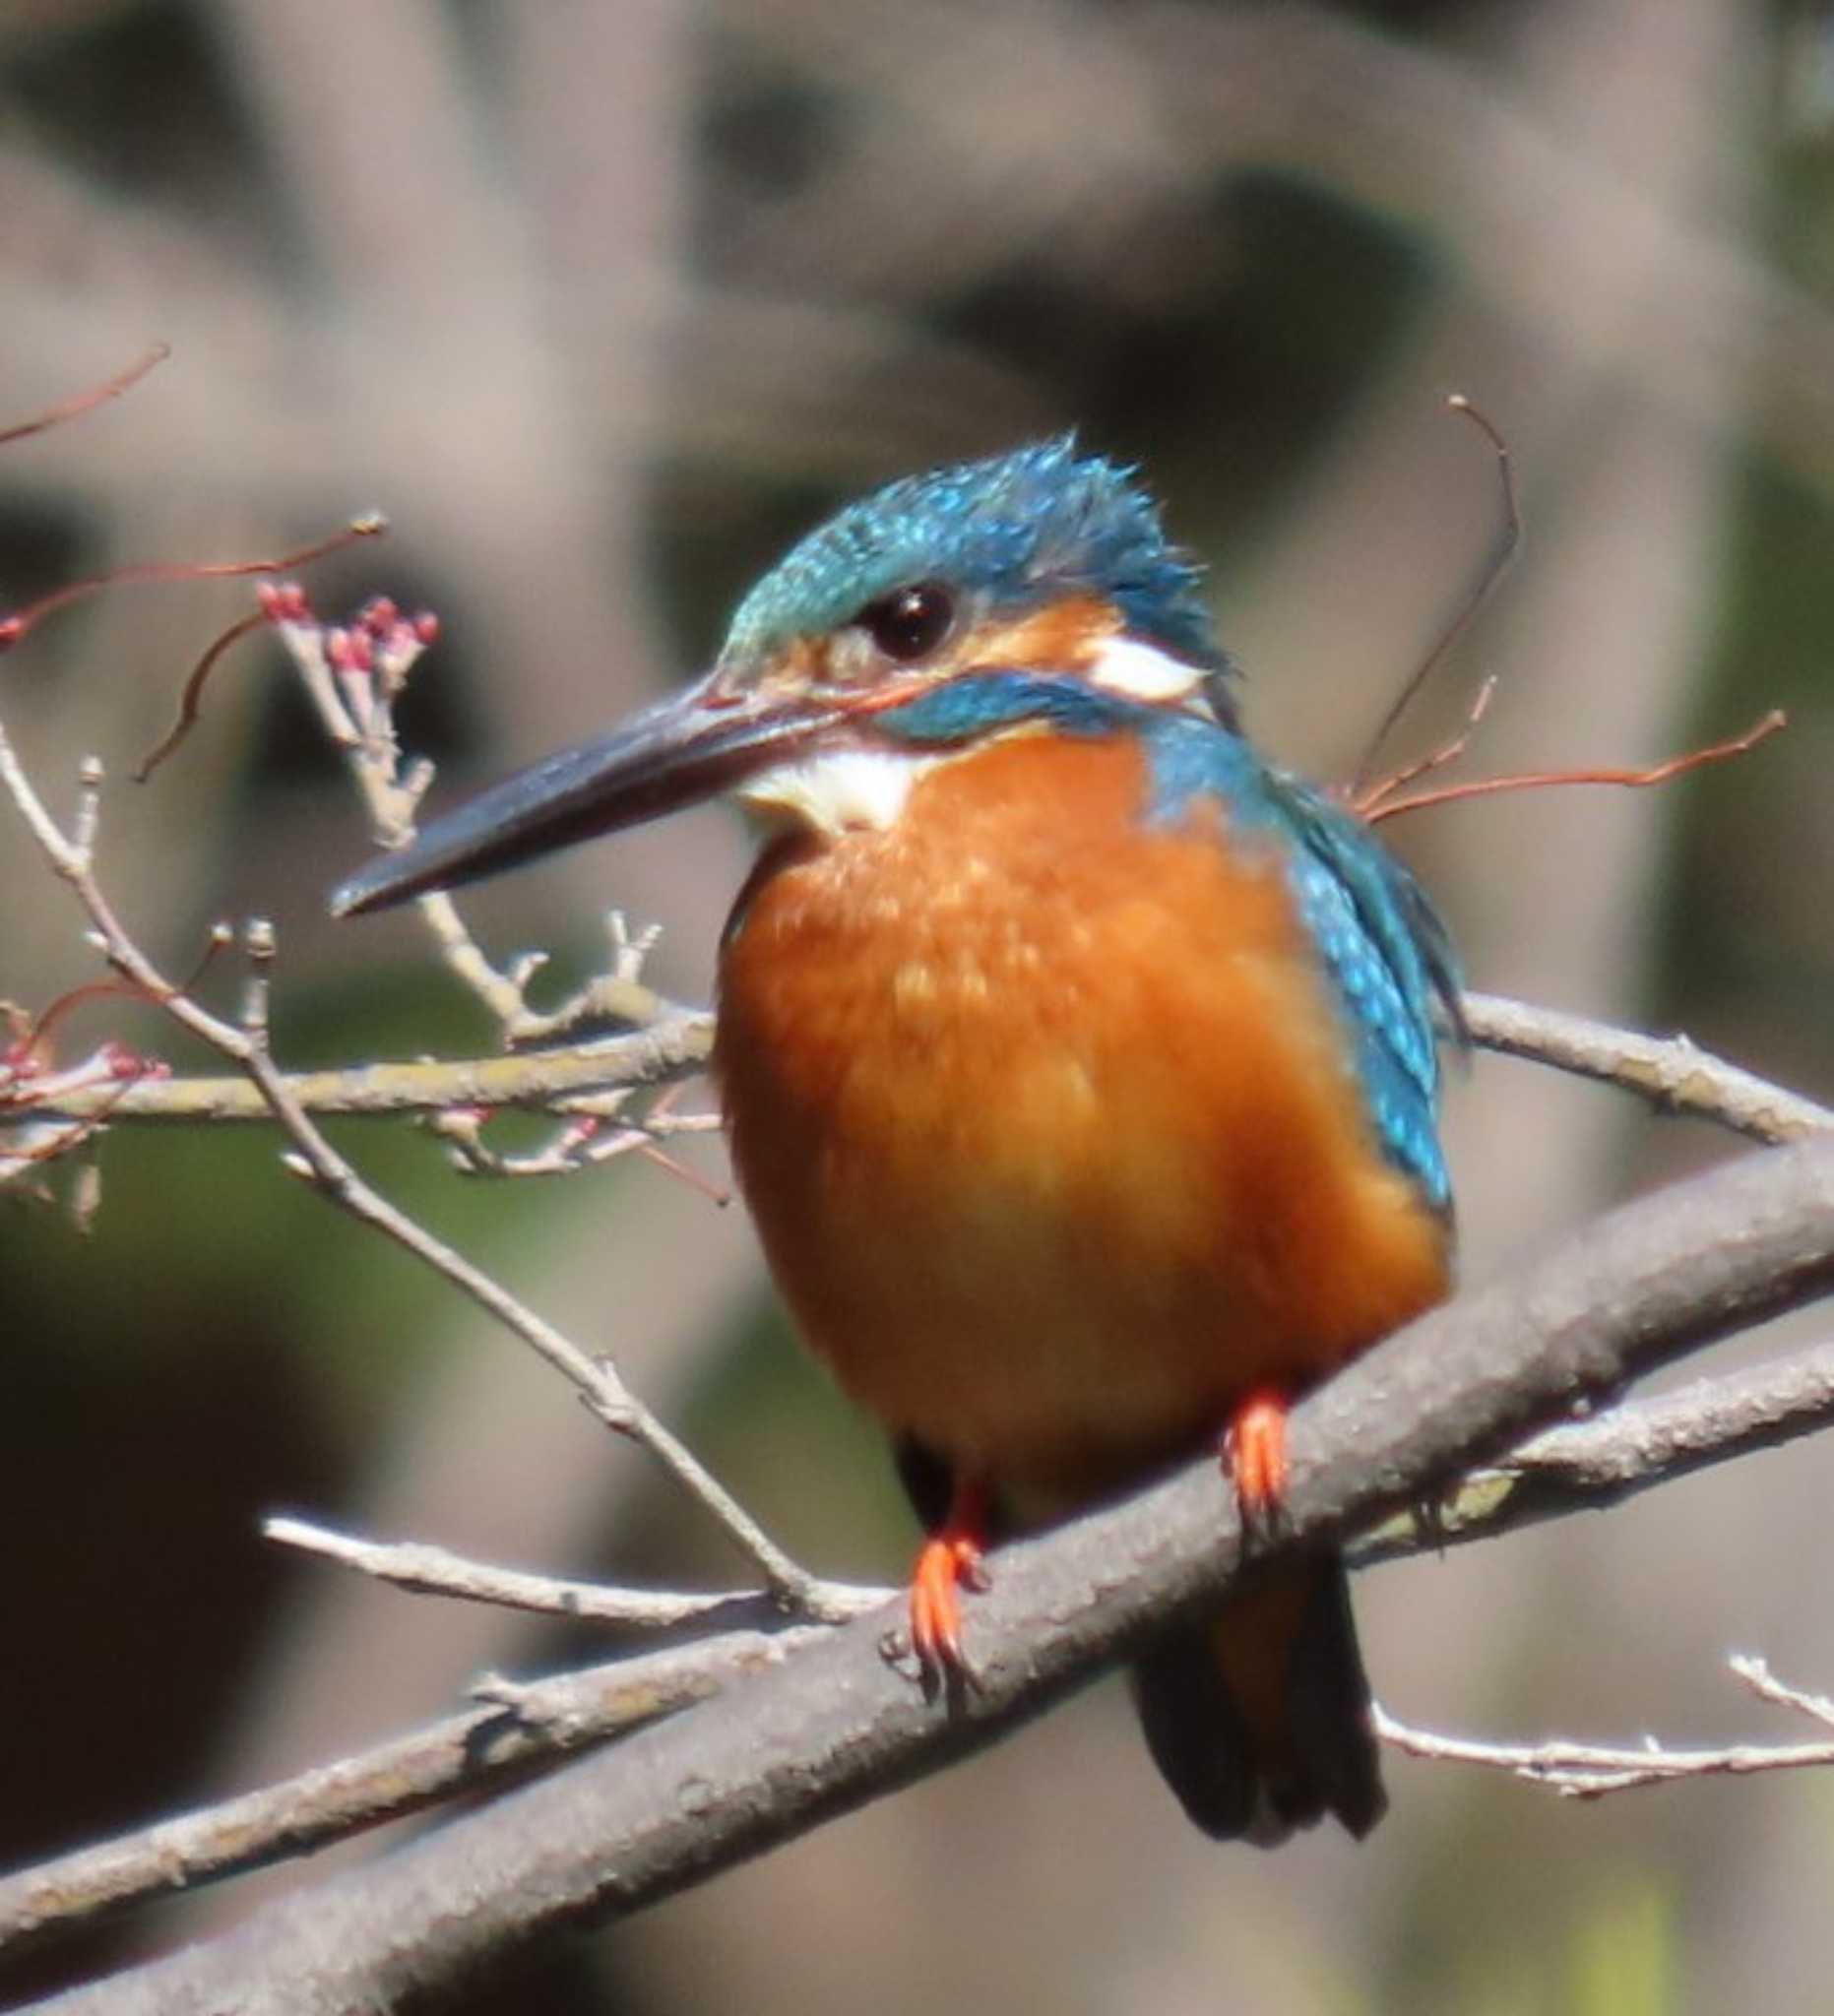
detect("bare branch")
[11,1021,715,1128]
[263,591,679,1051]
[1459,989,1834,1145]
[264,587,553,1038]
[1351,1335,1834,1567]
[424,1094,724,1185]
[0,1634,827,1964]
[17,990,1823,1156]
[17,1133,1830,2015]
[1732,1650,1834,1730]
[1374,1654,1834,1798]
[1509,1342,1834,1492]
[279,1332,1834,1644]
[263,1515,884,1633]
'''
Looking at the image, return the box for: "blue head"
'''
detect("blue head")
[331,436,1236,912]
[721,434,1222,680]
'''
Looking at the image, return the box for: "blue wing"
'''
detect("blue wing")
[1141,712,1458,1213]
[1271,777,1457,1210]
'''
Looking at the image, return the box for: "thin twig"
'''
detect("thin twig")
[285,1335,1834,1645]
[288,1336,1834,1634]
[0,718,827,1610]
[1374,1654,1834,1798]
[131,610,268,782]
[426,1097,722,1182]
[0,343,169,449]
[1351,392,1520,795]
[1369,708,1788,823]
[0,520,384,658]
[1355,672,1497,818]
[261,593,668,1048]
[264,1515,883,1631]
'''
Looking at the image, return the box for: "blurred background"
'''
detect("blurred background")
[2,1,1831,2009]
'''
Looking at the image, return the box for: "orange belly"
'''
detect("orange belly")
[716,732,1449,1508]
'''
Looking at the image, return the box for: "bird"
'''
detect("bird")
[332,434,1460,1845]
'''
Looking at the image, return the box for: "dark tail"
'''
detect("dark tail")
[1129,1553,1385,1846]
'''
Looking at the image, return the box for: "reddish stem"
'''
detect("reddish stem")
[1365,710,1787,825]
[0,343,170,449]
[0,516,385,658]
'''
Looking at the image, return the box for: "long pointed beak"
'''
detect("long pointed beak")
[330,670,841,917]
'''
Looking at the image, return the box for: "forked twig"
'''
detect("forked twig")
[1376,1656,1834,1798]
[1351,392,1520,795]
[1367,708,1788,824]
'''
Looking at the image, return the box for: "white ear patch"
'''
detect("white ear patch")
[737,747,941,837]
[1087,635,1204,702]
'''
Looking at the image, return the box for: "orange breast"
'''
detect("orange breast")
[716,731,1449,1507]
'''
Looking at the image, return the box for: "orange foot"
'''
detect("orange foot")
[1225,1387,1290,1537]
[905,1480,991,1690]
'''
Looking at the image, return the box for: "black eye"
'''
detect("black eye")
[860,581,954,662]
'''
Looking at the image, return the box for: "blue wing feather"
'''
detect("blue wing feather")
[1272,780,1456,1209]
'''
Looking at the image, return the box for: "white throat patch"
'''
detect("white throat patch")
[737,747,941,838]
[1086,635,1204,703]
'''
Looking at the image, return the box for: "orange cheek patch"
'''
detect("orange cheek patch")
[960,595,1120,675]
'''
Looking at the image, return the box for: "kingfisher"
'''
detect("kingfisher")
[333,436,1460,1844]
